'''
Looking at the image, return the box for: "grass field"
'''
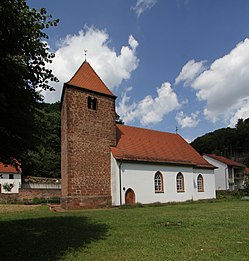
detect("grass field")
[0,200,249,261]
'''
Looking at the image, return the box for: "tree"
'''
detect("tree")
[244,176,249,195]
[191,127,236,157]
[22,102,61,178]
[0,0,59,166]
[115,113,124,124]
[191,118,249,166]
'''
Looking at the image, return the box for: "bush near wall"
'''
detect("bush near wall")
[216,190,247,200]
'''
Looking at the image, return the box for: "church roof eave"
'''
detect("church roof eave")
[111,124,215,170]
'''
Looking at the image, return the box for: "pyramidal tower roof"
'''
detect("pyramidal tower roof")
[66,60,116,97]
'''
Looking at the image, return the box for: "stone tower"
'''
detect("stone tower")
[61,60,117,209]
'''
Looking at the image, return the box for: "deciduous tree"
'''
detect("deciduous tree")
[0,0,59,166]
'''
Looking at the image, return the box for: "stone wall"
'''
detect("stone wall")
[0,188,61,203]
[61,86,116,209]
[18,188,61,200]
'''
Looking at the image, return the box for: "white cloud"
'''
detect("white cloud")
[116,82,180,125]
[43,26,139,103]
[175,59,206,86]
[178,38,249,124]
[229,99,249,127]
[176,111,200,128]
[193,38,249,123]
[132,0,157,17]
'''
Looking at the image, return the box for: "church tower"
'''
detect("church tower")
[61,60,117,209]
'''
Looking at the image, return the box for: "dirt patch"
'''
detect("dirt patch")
[0,204,40,213]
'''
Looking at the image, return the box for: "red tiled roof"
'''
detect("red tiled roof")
[0,162,21,174]
[204,154,246,168]
[111,124,214,169]
[66,60,116,97]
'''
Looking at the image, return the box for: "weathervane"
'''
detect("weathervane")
[84,49,88,61]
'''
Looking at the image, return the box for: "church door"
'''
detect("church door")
[125,188,135,205]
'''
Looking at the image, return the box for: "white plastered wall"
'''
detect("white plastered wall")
[111,154,216,205]
[203,155,229,190]
[0,173,22,193]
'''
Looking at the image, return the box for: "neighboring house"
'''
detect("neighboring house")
[203,154,246,190]
[61,59,216,209]
[0,162,22,193]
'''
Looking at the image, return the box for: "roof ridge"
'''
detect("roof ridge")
[66,60,116,97]
[85,62,111,92]
[119,124,178,136]
[66,60,88,84]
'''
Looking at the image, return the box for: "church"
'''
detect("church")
[61,59,216,209]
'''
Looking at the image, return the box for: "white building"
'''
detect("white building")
[111,124,216,205]
[0,162,22,193]
[203,154,246,190]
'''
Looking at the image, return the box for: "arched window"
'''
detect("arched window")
[154,171,163,193]
[197,174,204,192]
[176,172,184,192]
[87,96,97,110]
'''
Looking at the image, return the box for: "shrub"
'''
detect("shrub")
[216,190,245,200]
[31,197,61,204]
[120,202,144,209]
[243,177,249,195]
[3,183,14,192]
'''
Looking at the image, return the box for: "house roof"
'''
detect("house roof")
[0,162,21,174]
[204,154,246,168]
[111,124,214,169]
[66,60,116,98]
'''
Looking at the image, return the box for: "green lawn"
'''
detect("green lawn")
[0,200,248,261]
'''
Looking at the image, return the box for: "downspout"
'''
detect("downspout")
[119,160,123,206]
[225,167,228,190]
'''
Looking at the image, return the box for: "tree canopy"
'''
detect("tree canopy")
[22,102,61,178]
[191,118,249,166]
[0,0,59,166]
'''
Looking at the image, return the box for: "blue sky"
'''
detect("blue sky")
[28,0,249,142]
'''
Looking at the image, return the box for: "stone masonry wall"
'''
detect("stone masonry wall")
[61,89,68,197]
[0,188,61,203]
[61,87,116,209]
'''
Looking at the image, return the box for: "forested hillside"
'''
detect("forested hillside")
[191,118,249,166]
[21,102,60,178]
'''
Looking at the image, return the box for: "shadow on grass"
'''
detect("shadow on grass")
[0,216,108,261]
